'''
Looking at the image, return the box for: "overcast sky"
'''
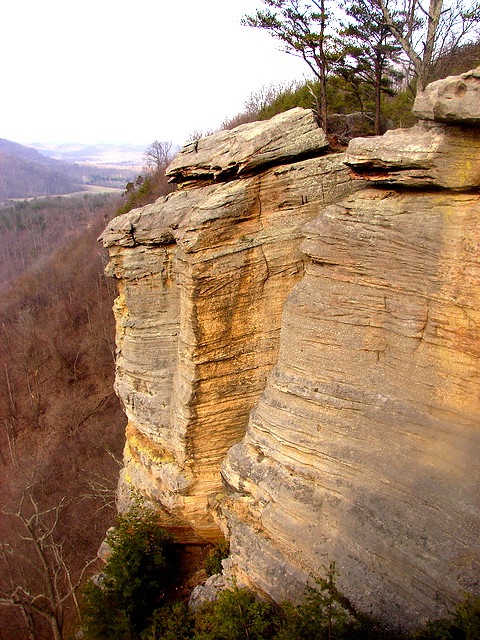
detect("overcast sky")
[1,0,307,147]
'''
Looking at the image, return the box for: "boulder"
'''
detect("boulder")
[345,120,480,189]
[413,66,480,124]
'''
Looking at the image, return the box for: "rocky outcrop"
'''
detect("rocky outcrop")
[101,74,479,627]
[101,108,357,542]
[166,107,329,184]
[412,66,480,124]
[345,120,480,189]
[345,67,480,190]
[219,73,480,626]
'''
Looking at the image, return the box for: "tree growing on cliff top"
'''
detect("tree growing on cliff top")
[338,0,403,134]
[378,0,480,92]
[242,0,340,132]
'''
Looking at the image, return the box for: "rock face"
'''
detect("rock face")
[166,107,329,184]
[100,108,357,542]
[219,72,480,627]
[102,74,479,628]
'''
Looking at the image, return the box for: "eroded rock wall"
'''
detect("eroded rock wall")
[219,70,480,626]
[101,109,357,542]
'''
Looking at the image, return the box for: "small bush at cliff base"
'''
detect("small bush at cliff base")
[81,579,133,640]
[412,595,480,640]
[275,562,353,640]
[81,503,177,638]
[141,601,194,640]
[194,585,281,640]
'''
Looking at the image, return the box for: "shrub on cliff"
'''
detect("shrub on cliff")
[194,585,281,640]
[81,503,177,638]
[204,540,230,577]
[274,563,354,640]
[116,165,175,216]
[142,601,195,640]
[412,595,480,640]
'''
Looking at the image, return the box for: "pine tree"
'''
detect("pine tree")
[339,0,402,134]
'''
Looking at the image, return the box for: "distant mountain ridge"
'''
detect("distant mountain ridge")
[30,141,146,166]
[0,138,62,164]
[0,138,138,201]
[0,138,83,200]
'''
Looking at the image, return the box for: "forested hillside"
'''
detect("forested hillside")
[0,158,176,637]
[0,138,135,201]
[0,139,82,200]
[0,194,115,291]
[0,195,126,638]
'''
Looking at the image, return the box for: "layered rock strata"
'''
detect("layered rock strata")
[219,71,480,626]
[101,108,357,542]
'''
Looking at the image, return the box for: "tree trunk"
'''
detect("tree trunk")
[319,0,329,132]
[320,65,328,132]
[49,614,63,640]
[418,0,443,92]
[374,55,383,135]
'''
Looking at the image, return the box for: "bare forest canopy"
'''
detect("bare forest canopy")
[0,195,126,639]
[0,193,120,292]
[0,145,177,636]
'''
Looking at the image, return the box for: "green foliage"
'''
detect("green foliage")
[82,523,480,640]
[81,502,177,638]
[82,579,133,640]
[258,76,376,126]
[116,167,174,216]
[141,601,194,640]
[275,563,352,640]
[204,541,230,577]
[382,90,417,129]
[259,82,314,119]
[194,585,281,640]
[412,595,480,640]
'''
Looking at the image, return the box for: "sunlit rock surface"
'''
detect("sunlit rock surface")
[102,72,479,626]
[166,107,329,184]
[345,120,480,189]
[101,109,356,541]
[412,66,480,124]
[219,71,480,626]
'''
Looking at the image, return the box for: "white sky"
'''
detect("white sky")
[0,0,308,147]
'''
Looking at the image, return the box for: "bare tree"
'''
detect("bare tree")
[378,0,480,92]
[143,140,174,171]
[243,81,299,115]
[0,488,97,640]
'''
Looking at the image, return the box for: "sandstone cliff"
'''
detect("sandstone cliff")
[100,108,358,542]
[219,68,480,626]
[101,69,479,628]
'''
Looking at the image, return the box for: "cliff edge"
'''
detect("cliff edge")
[100,108,357,542]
